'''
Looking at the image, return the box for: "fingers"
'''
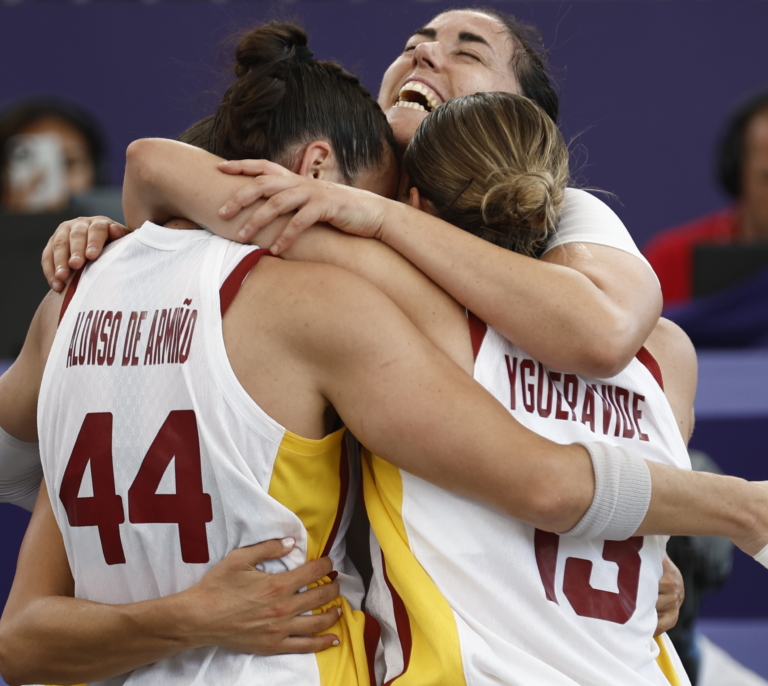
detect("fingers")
[277,632,341,654]
[218,176,302,221]
[42,233,64,291]
[278,556,334,594]
[655,608,679,636]
[286,609,342,639]
[289,580,341,616]
[229,537,297,568]
[43,216,118,291]
[50,223,74,285]
[107,223,129,242]
[218,159,294,178]
[269,207,323,255]
[238,188,315,242]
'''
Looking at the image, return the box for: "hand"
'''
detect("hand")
[183,538,343,655]
[654,554,684,636]
[42,216,128,292]
[218,159,387,253]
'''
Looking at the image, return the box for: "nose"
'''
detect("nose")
[411,41,440,71]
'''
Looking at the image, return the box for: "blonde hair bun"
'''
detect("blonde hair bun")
[405,92,569,258]
[481,167,564,253]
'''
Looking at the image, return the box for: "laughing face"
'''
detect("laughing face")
[379,10,521,148]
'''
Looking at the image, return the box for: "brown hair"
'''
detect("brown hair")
[179,22,395,185]
[404,92,568,258]
[436,8,559,123]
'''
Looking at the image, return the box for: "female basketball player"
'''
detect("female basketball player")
[117,90,701,685]
[1,26,723,686]
[33,86,768,685]
[45,8,659,384]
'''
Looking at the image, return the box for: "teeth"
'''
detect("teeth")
[396,81,441,111]
[394,101,428,112]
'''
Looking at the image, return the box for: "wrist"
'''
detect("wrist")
[736,481,768,556]
[128,589,207,652]
[377,200,412,246]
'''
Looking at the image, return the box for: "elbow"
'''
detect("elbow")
[125,138,160,191]
[522,486,578,533]
[0,631,25,686]
[579,317,639,379]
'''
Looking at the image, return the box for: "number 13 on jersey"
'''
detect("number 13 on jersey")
[58,411,213,565]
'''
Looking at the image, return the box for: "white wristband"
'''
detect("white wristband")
[0,425,42,511]
[754,544,768,570]
[562,442,652,541]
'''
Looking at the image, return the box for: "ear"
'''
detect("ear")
[296,140,341,181]
[408,186,438,215]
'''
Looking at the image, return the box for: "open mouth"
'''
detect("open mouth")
[394,81,442,113]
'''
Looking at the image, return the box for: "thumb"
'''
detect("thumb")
[234,537,296,567]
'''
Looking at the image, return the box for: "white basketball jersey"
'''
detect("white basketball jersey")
[38,223,375,686]
[363,314,691,686]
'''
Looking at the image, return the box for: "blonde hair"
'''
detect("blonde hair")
[404,92,569,257]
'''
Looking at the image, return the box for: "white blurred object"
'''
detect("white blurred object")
[699,635,768,686]
[5,133,66,212]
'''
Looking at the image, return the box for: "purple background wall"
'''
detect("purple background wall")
[1,0,768,250]
[1,0,768,622]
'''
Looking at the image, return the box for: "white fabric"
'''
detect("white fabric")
[373,322,691,686]
[753,543,768,570]
[546,188,653,270]
[565,441,652,540]
[37,223,356,686]
[0,424,42,511]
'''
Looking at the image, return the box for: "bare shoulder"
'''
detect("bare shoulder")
[643,318,697,443]
[231,256,411,355]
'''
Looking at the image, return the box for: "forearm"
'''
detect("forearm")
[0,592,198,685]
[378,202,659,377]
[123,139,266,233]
[637,462,768,553]
[0,426,41,511]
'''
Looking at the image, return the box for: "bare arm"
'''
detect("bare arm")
[0,285,342,685]
[236,258,768,554]
[371,201,662,378]
[0,486,340,686]
[128,139,660,376]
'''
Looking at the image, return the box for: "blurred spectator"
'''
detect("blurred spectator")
[644,90,768,306]
[0,96,114,215]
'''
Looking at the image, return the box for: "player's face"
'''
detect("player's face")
[379,10,521,148]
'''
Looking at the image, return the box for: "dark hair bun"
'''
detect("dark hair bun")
[233,23,311,79]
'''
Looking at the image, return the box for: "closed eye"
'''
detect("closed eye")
[458,51,482,61]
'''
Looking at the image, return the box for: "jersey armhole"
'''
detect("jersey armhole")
[57,268,84,326]
[219,248,278,316]
[635,346,664,390]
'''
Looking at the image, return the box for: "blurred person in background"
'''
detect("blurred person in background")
[644,90,768,307]
[0,96,118,218]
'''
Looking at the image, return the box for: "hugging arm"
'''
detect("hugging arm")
[0,485,340,686]
[44,139,660,377]
[0,295,343,686]
[216,156,662,378]
[246,259,768,555]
